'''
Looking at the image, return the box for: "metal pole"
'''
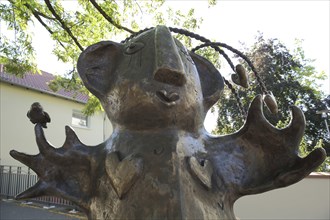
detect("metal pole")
[316,110,330,139]
[0,166,4,195]
[6,166,12,199]
[324,118,330,138]
[15,167,22,195]
[27,168,31,188]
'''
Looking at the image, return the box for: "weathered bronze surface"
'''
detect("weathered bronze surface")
[10,26,326,219]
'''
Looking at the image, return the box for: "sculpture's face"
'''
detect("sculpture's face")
[78,26,224,131]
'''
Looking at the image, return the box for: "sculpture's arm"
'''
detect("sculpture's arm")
[207,95,326,197]
[10,124,106,212]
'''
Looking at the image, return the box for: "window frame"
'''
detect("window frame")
[71,110,89,129]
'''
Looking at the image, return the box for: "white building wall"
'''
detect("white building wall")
[234,174,330,219]
[0,82,112,166]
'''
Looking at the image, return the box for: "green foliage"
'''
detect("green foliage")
[82,94,103,116]
[208,0,217,7]
[0,1,38,76]
[48,68,84,93]
[195,47,221,69]
[213,34,329,171]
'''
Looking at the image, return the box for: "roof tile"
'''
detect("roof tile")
[0,64,88,103]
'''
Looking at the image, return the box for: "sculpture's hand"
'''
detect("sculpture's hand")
[10,124,105,211]
[208,95,326,196]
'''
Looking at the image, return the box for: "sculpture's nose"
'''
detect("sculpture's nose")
[154,26,186,86]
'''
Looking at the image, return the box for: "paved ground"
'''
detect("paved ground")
[0,199,86,220]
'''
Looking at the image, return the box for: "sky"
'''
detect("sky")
[3,0,330,131]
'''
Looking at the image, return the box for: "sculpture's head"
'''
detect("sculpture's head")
[77,26,223,131]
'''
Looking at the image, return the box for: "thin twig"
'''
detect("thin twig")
[22,4,67,50]
[32,11,67,50]
[44,0,84,51]
[26,4,56,21]
[133,0,143,15]
[33,10,56,21]
[89,0,135,34]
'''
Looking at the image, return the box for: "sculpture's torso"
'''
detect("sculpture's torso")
[90,129,234,219]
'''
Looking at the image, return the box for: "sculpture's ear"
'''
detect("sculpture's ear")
[77,41,122,99]
[189,52,224,110]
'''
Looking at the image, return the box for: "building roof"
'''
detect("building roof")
[0,64,88,104]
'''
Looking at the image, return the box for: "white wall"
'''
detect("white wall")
[0,82,112,166]
[234,173,330,220]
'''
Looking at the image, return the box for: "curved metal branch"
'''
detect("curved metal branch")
[193,42,268,94]
[88,0,135,34]
[44,0,84,51]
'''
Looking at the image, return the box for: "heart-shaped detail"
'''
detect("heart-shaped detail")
[231,64,249,88]
[105,152,143,199]
[188,157,213,189]
[263,91,278,114]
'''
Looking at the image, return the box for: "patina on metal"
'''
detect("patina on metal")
[10,26,326,219]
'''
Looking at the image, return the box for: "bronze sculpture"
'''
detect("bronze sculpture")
[10,26,326,219]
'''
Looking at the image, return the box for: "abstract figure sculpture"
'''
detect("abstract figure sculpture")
[10,26,326,219]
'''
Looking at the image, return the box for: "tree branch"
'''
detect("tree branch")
[33,12,67,50]
[22,3,67,50]
[33,10,56,21]
[88,0,135,34]
[44,0,84,51]
[26,4,56,21]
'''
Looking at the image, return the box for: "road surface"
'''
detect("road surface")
[1,199,85,220]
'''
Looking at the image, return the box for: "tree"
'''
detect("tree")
[213,34,329,170]
[0,0,213,114]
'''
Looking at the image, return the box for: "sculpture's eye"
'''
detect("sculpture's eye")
[125,42,144,55]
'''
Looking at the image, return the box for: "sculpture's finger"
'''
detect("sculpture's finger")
[243,95,276,132]
[10,150,35,167]
[281,106,305,149]
[15,181,46,200]
[275,148,326,188]
[246,95,263,124]
[63,126,83,149]
[35,124,56,156]
[294,148,326,176]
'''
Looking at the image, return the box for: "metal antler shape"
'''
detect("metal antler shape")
[10,124,106,215]
[206,95,325,197]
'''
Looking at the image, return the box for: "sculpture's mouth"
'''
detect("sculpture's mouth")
[156,90,179,106]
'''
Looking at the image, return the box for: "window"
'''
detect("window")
[72,110,89,128]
